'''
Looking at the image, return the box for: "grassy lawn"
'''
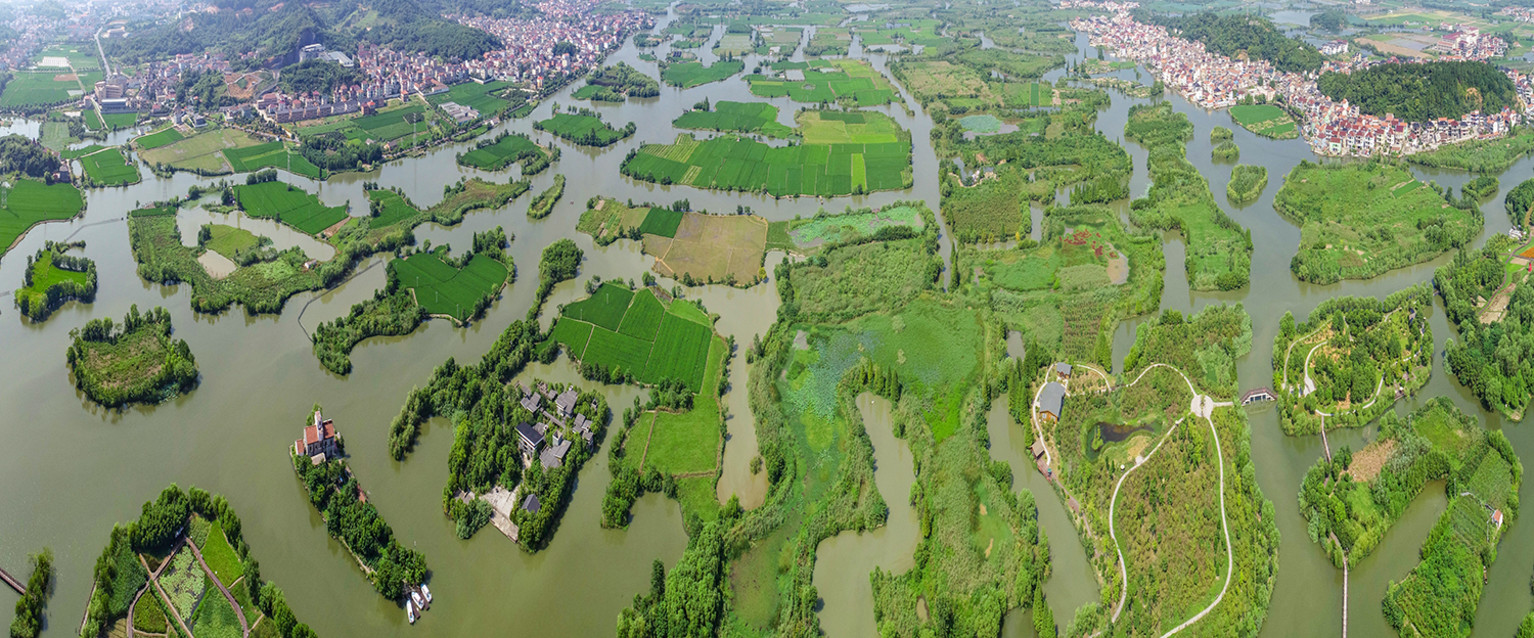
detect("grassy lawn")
[389,249,509,322]
[77,146,142,186]
[1228,104,1297,139]
[223,141,324,179]
[552,283,715,390]
[660,60,746,88]
[622,110,911,196]
[0,179,85,255]
[234,181,349,235]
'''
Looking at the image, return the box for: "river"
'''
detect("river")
[1,12,1533,638]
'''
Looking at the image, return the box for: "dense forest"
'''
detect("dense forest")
[1437,236,1534,420]
[0,135,59,179]
[1318,61,1521,121]
[1145,12,1323,73]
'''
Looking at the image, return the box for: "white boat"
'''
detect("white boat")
[406,599,418,624]
[410,590,426,610]
[421,584,432,603]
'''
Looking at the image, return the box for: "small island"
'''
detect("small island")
[1212,139,1239,161]
[535,106,635,147]
[66,305,198,408]
[1226,164,1267,204]
[13,240,96,321]
[81,485,319,638]
[292,408,429,601]
[527,174,565,220]
[456,131,559,174]
[1275,160,1480,284]
[572,62,659,102]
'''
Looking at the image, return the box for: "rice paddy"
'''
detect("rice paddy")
[295,103,430,144]
[233,181,349,236]
[76,146,142,186]
[746,59,898,106]
[137,128,266,175]
[1229,104,1297,139]
[673,101,795,138]
[0,179,85,255]
[551,283,715,391]
[223,141,324,179]
[660,60,746,88]
[389,249,509,322]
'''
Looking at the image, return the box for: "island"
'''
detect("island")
[1437,233,1534,421]
[455,132,559,174]
[572,62,659,101]
[80,485,319,638]
[65,305,198,408]
[6,548,51,638]
[1226,164,1267,204]
[534,107,635,147]
[13,240,96,321]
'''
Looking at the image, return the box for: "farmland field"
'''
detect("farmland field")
[771,204,924,250]
[551,283,715,390]
[644,212,769,283]
[746,59,897,106]
[138,128,265,175]
[425,80,515,116]
[621,110,911,196]
[389,250,509,322]
[641,335,727,475]
[0,70,82,108]
[535,112,632,146]
[203,225,261,260]
[234,182,349,236]
[660,60,746,88]
[76,147,142,186]
[223,141,324,179]
[1229,104,1297,139]
[0,180,85,255]
[673,101,795,138]
[134,127,186,150]
[295,103,428,144]
[457,133,545,170]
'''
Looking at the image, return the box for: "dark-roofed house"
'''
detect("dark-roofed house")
[540,434,572,469]
[515,422,544,460]
[520,391,544,415]
[555,388,579,418]
[1055,362,1073,380]
[1038,382,1067,423]
[521,493,541,514]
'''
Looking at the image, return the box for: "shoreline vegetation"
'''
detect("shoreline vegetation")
[81,485,319,638]
[8,548,52,638]
[292,406,428,600]
[65,305,198,408]
[14,240,96,321]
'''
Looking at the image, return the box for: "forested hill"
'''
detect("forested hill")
[103,0,498,68]
[1318,61,1521,122]
[1141,12,1323,73]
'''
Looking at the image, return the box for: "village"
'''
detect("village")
[1072,8,1533,158]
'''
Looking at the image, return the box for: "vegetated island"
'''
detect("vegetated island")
[1124,102,1251,291]
[1297,398,1521,638]
[673,99,796,139]
[1274,160,1481,284]
[1270,285,1434,435]
[1317,61,1521,122]
[745,59,899,106]
[311,226,513,375]
[550,279,718,390]
[130,176,529,315]
[292,407,428,600]
[7,547,52,638]
[572,62,660,102]
[67,144,142,187]
[66,305,198,408]
[456,131,560,174]
[1462,175,1498,203]
[527,174,565,220]
[1436,233,1534,422]
[1508,175,1534,230]
[1024,304,1279,635]
[1226,164,1267,204]
[80,485,321,638]
[13,240,96,321]
[622,109,913,198]
[659,59,746,88]
[1212,139,1239,161]
[535,106,636,147]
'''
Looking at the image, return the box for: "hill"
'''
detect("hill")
[1318,61,1520,121]
[1145,12,1323,73]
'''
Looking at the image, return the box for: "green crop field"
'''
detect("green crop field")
[223,141,324,178]
[641,335,727,475]
[200,523,244,586]
[636,208,685,237]
[426,80,515,115]
[77,147,141,186]
[660,60,746,88]
[535,112,631,146]
[204,225,261,260]
[0,70,81,108]
[134,127,185,150]
[746,59,897,106]
[623,110,911,196]
[389,250,509,322]
[138,128,265,175]
[551,283,715,390]
[673,101,795,138]
[0,180,85,255]
[190,585,241,638]
[296,103,427,144]
[458,133,543,170]
[1229,104,1297,139]
[775,204,924,249]
[364,189,420,228]
[234,181,348,235]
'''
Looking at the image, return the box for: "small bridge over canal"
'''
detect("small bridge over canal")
[1240,387,1276,406]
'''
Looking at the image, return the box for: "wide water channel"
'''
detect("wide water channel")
[1,12,1532,638]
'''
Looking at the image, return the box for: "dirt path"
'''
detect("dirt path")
[140,552,195,638]
[187,540,250,637]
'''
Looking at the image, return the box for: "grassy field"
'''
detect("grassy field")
[746,59,897,106]
[673,101,795,138]
[769,204,924,251]
[1228,104,1297,139]
[234,181,349,235]
[134,127,186,150]
[891,60,992,106]
[0,180,85,255]
[425,80,515,115]
[535,112,631,146]
[200,523,244,586]
[644,212,769,284]
[14,247,92,318]
[223,141,324,179]
[138,128,265,175]
[622,110,911,197]
[203,225,261,260]
[660,60,746,88]
[0,70,82,108]
[295,102,428,144]
[640,335,727,475]
[389,249,509,322]
[457,133,544,170]
[552,283,715,390]
[1275,161,1479,284]
[190,585,241,638]
[76,147,142,186]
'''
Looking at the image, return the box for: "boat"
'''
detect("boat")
[421,583,432,603]
[410,590,426,610]
[406,599,418,624]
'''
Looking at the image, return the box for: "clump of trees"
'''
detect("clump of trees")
[293,443,428,600]
[532,238,583,319]
[0,135,58,179]
[615,523,727,638]
[65,305,198,408]
[8,548,52,638]
[1438,237,1534,420]
[1145,12,1323,72]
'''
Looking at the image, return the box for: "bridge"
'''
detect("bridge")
[1240,387,1276,406]
[0,564,24,596]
